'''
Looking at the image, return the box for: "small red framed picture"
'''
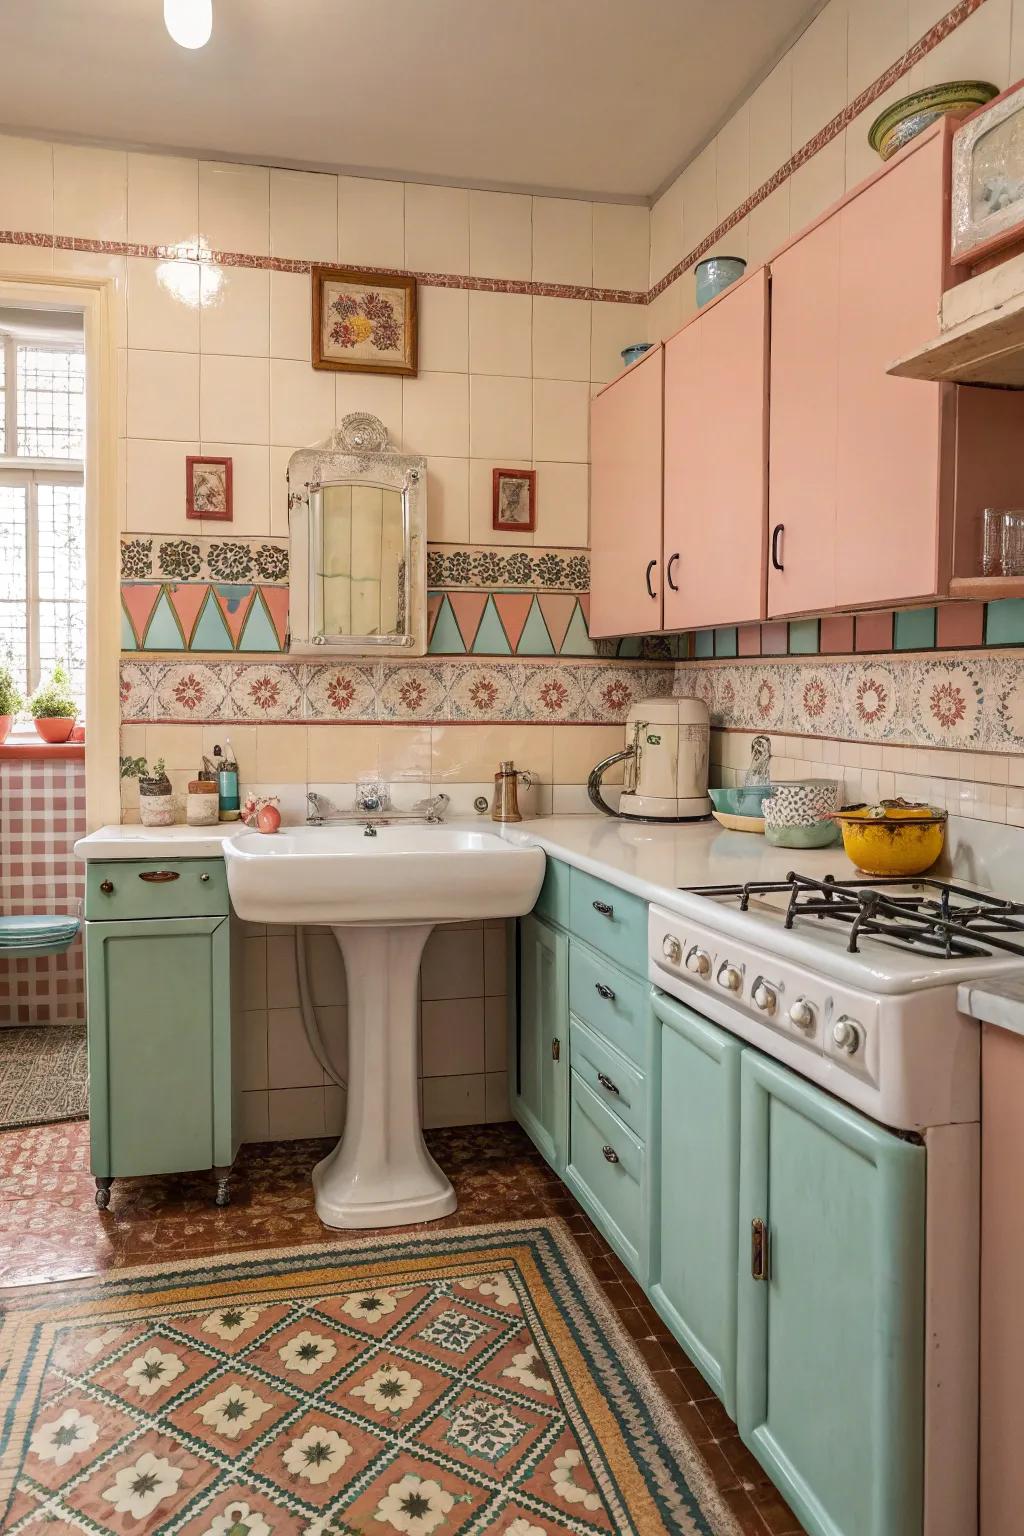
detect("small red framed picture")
[186,455,233,522]
[492,467,536,533]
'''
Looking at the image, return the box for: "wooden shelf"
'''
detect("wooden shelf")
[889,253,1024,388]
[949,575,1024,600]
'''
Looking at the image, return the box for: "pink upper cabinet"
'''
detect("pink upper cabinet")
[767,210,841,618]
[663,267,769,631]
[589,345,664,637]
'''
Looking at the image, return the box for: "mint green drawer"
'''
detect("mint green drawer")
[570,868,647,975]
[534,855,571,928]
[567,1072,644,1276]
[85,860,229,920]
[570,1015,647,1141]
[569,942,649,1068]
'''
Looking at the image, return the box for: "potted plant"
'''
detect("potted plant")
[28,662,77,743]
[120,755,175,826]
[0,664,22,745]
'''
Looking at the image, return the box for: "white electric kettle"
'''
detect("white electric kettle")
[588,695,711,822]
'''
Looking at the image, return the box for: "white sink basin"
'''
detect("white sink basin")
[224,822,544,1232]
[224,823,543,925]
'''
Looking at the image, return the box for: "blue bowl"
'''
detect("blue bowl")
[620,342,653,367]
[696,256,746,307]
[708,785,774,817]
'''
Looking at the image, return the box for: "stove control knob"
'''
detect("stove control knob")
[832,1017,861,1055]
[717,963,742,993]
[752,982,778,1016]
[685,946,712,978]
[662,935,682,965]
[789,997,815,1033]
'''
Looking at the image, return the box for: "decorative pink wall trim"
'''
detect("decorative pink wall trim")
[648,0,990,299]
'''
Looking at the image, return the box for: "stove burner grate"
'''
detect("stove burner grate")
[685,873,1024,957]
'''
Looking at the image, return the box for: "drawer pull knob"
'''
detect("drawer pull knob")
[601,1144,620,1164]
[199,873,210,882]
[595,982,616,1001]
[99,880,114,894]
[592,899,614,917]
[596,1071,619,1096]
[139,870,180,883]
[751,1217,769,1281]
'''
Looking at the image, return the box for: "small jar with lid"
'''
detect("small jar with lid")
[186,779,220,826]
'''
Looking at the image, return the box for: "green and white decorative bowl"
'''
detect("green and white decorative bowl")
[868,81,998,161]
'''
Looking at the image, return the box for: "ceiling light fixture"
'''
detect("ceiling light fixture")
[164,0,213,49]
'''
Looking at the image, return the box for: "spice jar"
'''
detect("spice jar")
[186,779,220,827]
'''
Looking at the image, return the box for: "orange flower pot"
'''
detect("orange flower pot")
[33,716,76,744]
[0,715,11,745]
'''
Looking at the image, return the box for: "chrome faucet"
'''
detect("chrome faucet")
[306,790,325,825]
[305,786,450,828]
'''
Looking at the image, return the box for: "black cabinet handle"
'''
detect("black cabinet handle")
[602,1144,620,1164]
[771,524,784,572]
[595,982,616,1001]
[597,1071,620,1095]
[645,558,657,598]
[667,552,679,591]
[592,899,614,917]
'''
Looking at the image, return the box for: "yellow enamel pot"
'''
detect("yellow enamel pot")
[832,800,947,877]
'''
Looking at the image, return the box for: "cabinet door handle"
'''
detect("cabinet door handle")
[596,1071,620,1096]
[99,879,114,894]
[199,873,210,882]
[666,552,680,591]
[751,1217,769,1281]
[138,870,180,883]
[592,899,614,917]
[645,558,657,599]
[595,982,616,1001]
[602,1144,620,1164]
[771,523,784,572]
[551,1037,561,1062]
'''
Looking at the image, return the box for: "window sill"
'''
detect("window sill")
[0,738,85,761]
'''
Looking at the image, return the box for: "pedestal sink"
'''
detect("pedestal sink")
[224,825,544,1229]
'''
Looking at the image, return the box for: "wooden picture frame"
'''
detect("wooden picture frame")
[311,265,418,376]
[492,467,537,533]
[952,79,1024,267]
[185,455,232,522]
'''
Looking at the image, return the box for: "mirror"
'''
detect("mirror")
[288,415,426,655]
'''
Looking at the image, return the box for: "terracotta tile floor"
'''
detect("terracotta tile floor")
[0,1119,806,1536]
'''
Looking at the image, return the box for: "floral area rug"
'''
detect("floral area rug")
[0,1220,739,1535]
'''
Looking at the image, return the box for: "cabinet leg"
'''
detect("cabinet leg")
[94,1178,113,1211]
[213,1167,231,1208]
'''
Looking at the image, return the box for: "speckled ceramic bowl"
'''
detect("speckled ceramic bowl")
[867,80,998,160]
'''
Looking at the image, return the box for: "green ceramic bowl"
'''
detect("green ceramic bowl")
[764,820,840,850]
[868,81,998,161]
[708,785,774,818]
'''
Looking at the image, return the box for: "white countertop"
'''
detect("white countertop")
[958,978,1024,1039]
[75,823,240,858]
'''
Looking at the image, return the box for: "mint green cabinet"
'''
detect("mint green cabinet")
[509,913,568,1174]
[737,1051,925,1536]
[649,990,742,1417]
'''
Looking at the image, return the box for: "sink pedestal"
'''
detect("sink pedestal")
[312,923,456,1229]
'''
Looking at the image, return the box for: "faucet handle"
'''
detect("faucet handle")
[306,790,324,824]
[412,792,450,823]
[354,777,391,813]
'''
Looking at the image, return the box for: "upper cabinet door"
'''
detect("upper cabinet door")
[663,268,769,631]
[590,345,664,636]
[835,128,949,608]
[767,212,841,617]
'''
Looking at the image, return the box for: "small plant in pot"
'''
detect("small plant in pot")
[0,665,22,745]
[28,662,76,743]
[120,754,175,827]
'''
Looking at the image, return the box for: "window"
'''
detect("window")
[0,328,85,709]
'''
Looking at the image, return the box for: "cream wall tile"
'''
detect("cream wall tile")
[200,354,269,443]
[553,724,627,783]
[270,444,295,536]
[418,286,469,373]
[338,176,404,267]
[127,256,200,352]
[747,183,791,265]
[52,248,128,345]
[468,457,532,545]
[404,183,469,274]
[422,1075,486,1128]
[647,276,688,343]
[53,144,126,240]
[535,461,588,546]
[426,456,470,542]
[240,1090,269,1142]
[270,168,337,261]
[532,197,593,286]
[268,1007,324,1088]
[336,374,403,447]
[468,291,532,376]
[716,104,750,219]
[305,933,347,1005]
[533,379,588,463]
[789,134,846,231]
[845,81,904,189]
[703,217,748,265]
[127,152,197,247]
[650,176,683,286]
[469,190,532,279]
[431,723,553,783]
[484,926,506,996]
[127,349,199,440]
[485,1073,510,1122]
[403,370,469,457]
[199,162,269,256]
[680,141,718,255]
[470,375,532,460]
[203,724,257,784]
[791,1,849,145]
[324,1084,347,1135]
[917,0,1011,88]
[748,57,793,190]
[485,995,507,1071]
[145,724,203,770]
[270,357,335,445]
[307,724,430,781]
[256,724,307,782]
[268,1086,325,1139]
[0,134,52,232]
[125,437,197,532]
[591,301,644,382]
[270,271,311,361]
[592,203,649,291]
[421,928,484,999]
[533,296,591,382]
[421,998,485,1075]
[239,1009,268,1090]
[0,240,53,276]
[847,0,909,97]
[200,265,270,357]
[197,442,270,535]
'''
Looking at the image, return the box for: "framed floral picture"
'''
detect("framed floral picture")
[185,455,232,521]
[312,265,417,376]
[952,79,1024,266]
[492,468,536,533]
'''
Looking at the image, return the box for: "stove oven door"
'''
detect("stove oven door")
[737,1051,926,1536]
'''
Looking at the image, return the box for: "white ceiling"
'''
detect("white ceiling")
[0,0,822,200]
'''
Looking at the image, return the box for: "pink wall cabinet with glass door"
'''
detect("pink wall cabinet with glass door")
[589,343,664,637]
[662,266,769,631]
